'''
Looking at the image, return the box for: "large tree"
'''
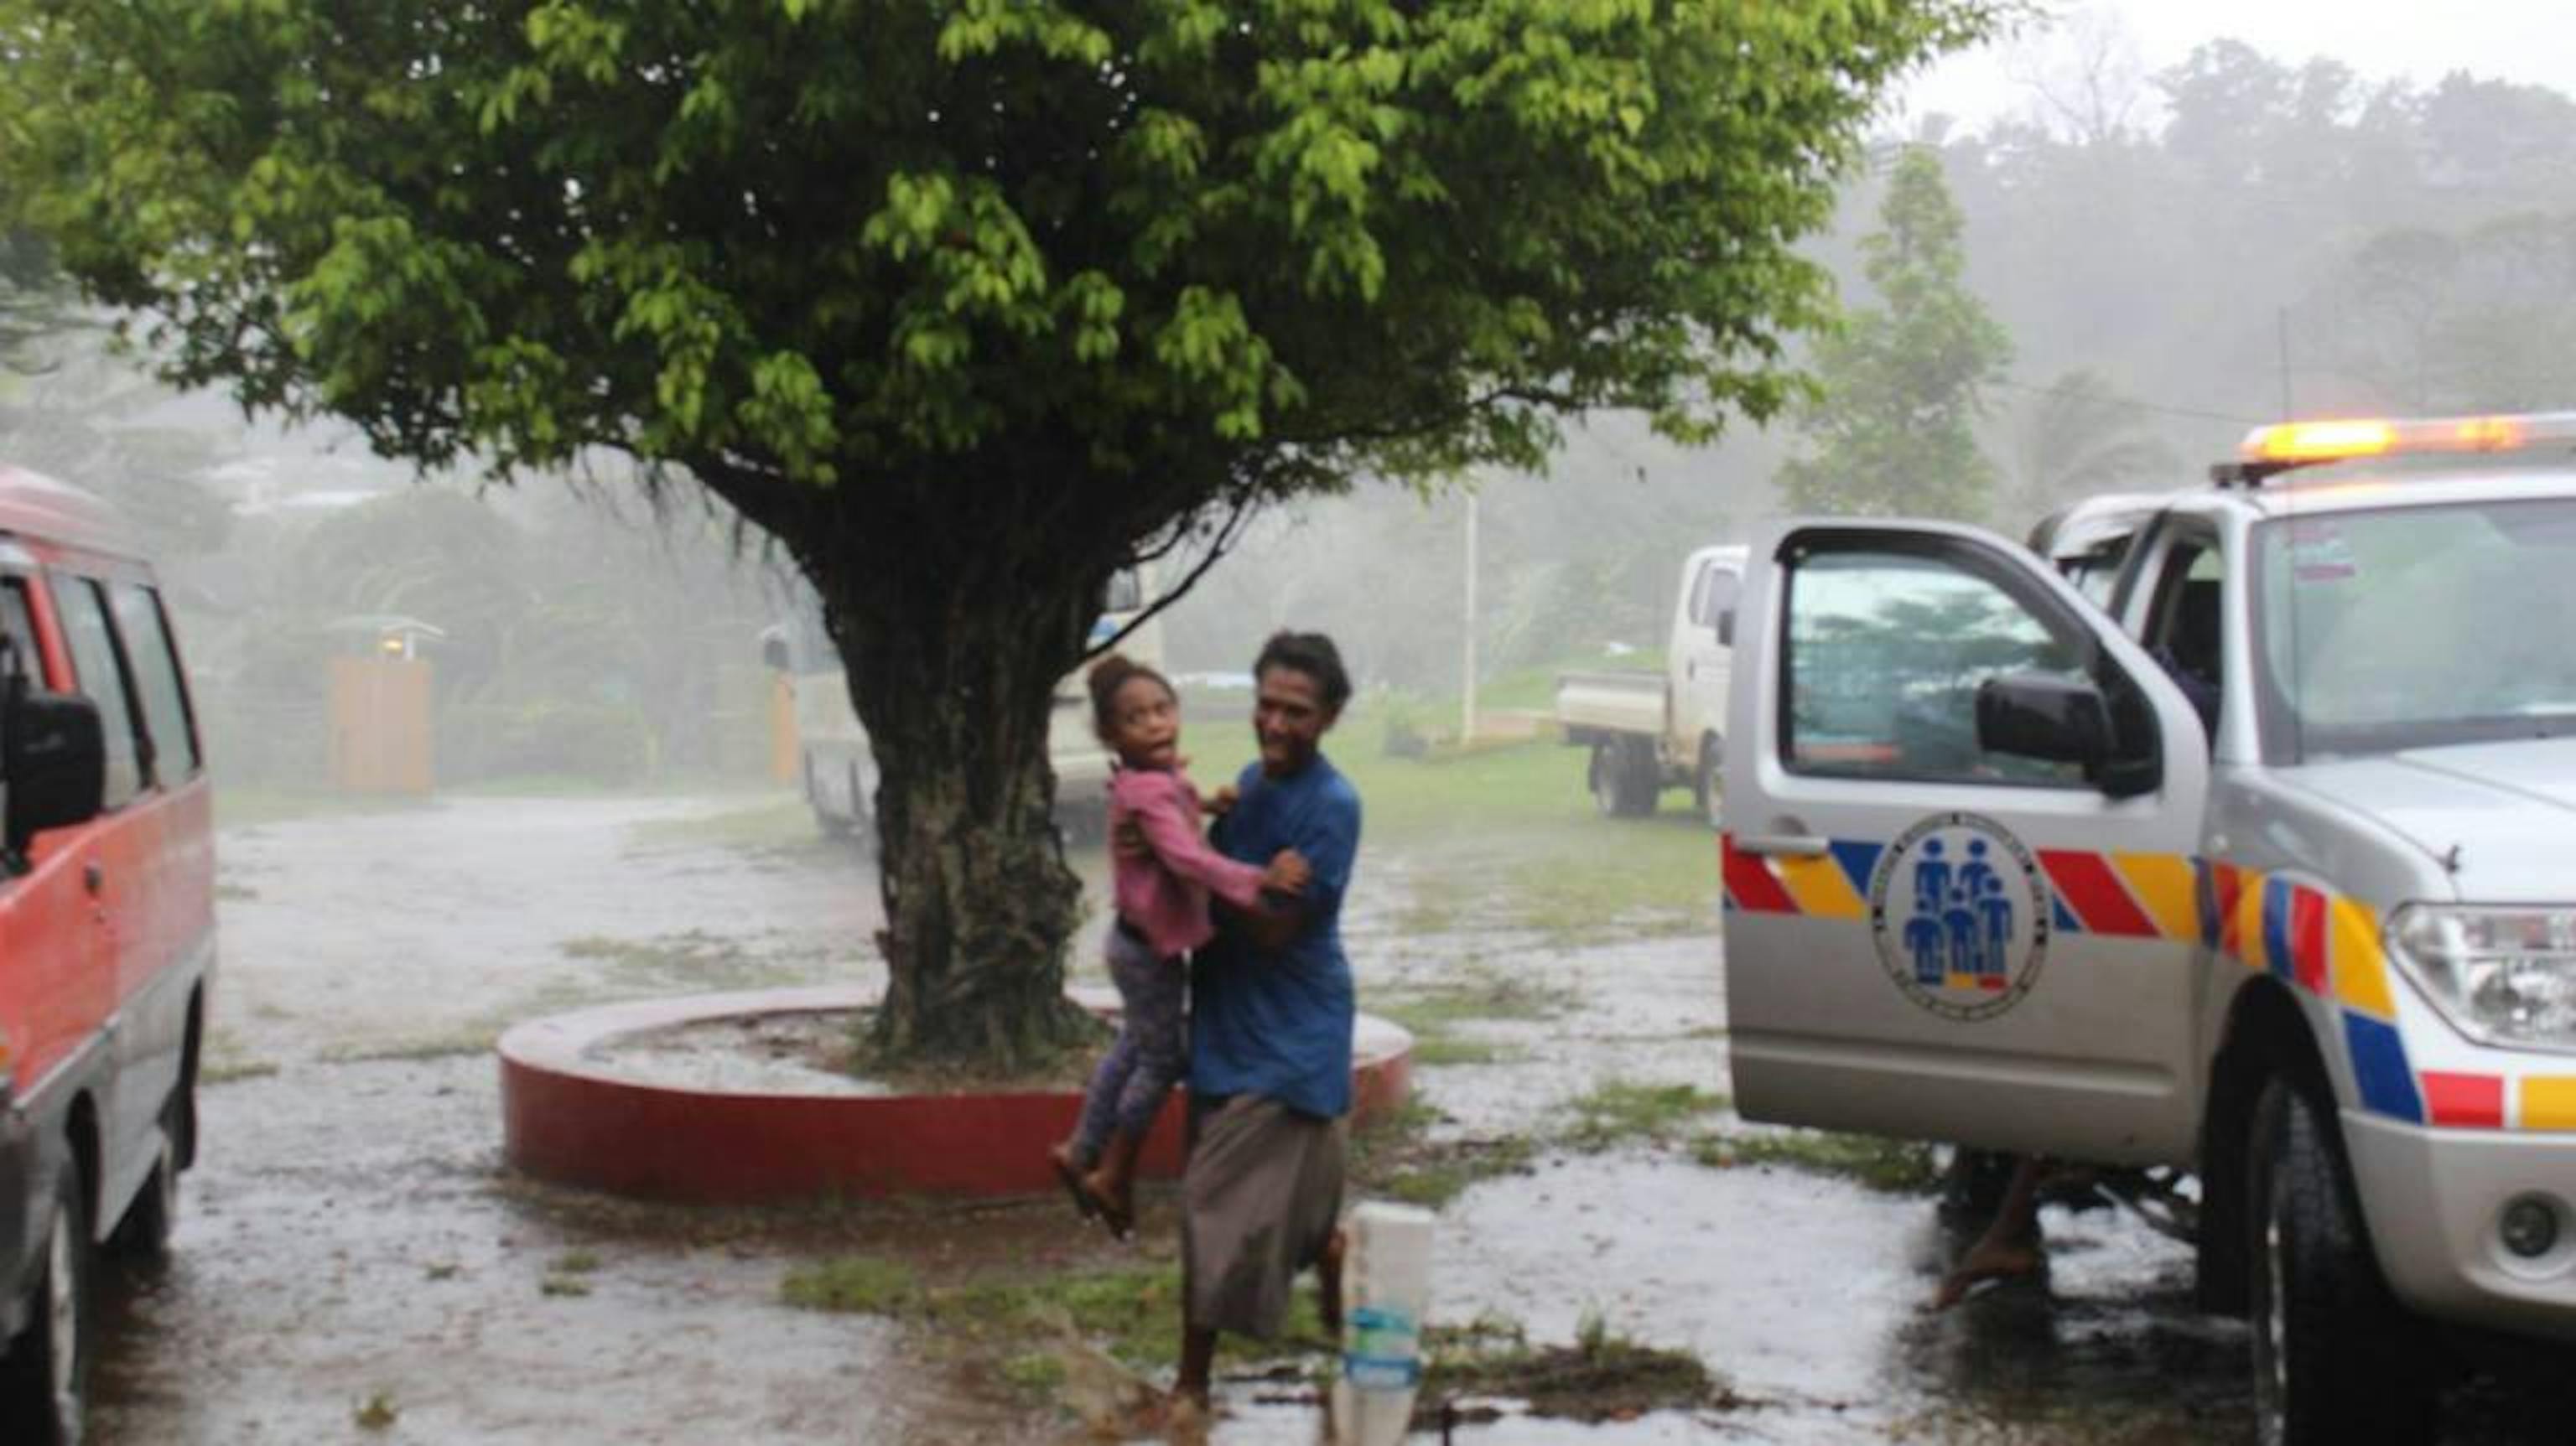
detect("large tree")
[2,0,1995,1064]
[1777,144,2008,520]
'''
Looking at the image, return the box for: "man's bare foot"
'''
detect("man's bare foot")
[1933,1240,2044,1310]
[1150,1387,1213,1443]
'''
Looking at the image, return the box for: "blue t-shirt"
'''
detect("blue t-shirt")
[1188,753,1363,1119]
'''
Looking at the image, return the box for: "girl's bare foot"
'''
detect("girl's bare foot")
[1049,1141,1099,1225]
[1933,1240,2044,1309]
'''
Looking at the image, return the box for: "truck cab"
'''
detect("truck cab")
[1556,544,1746,825]
[1722,412,2576,1443]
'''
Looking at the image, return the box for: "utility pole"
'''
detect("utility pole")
[2277,308,2294,419]
[1460,490,1479,745]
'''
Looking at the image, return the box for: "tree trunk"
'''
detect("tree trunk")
[820,548,1102,1067]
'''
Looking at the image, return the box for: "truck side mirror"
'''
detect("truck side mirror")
[4,687,106,853]
[1714,609,1734,648]
[1977,672,2111,769]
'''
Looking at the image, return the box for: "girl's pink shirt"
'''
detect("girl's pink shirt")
[1109,766,1267,959]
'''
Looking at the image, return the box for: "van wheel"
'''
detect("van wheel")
[112,1105,181,1263]
[1,1169,94,1445]
[1693,736,1724,831]
[2246,1075,2435,1446]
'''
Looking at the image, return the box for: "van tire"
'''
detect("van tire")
[111,1101,182,1263]
[2246,1075,2435,1446]
[1,1168,94,1446]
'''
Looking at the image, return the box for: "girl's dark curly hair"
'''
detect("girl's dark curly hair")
[1086,652,1175,744]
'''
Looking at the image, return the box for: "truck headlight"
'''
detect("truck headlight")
[2390,904,2576,1051]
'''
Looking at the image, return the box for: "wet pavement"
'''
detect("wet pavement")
[86,791,2570,1443]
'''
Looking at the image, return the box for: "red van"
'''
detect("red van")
[0,467,213,1443]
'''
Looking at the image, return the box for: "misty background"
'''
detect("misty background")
[9,4,2574,789]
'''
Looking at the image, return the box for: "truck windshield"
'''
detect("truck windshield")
[2257,497,2576,759]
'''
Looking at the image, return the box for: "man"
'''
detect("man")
[1174,630,1363,1416]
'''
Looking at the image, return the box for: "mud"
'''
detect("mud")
[85,791,2568,1443]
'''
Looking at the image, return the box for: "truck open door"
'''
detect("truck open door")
[1720,521,2213,1164]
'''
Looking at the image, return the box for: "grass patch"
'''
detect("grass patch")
[1696,1129,1943,1194]
[1561,1081,1731,1153]
[200,1059,280,1086]
[781,1257,1322,1371]
[1348,1097,1538,1210]
[322,1034,494,1065]
[1407,1035,1527,1067]
[1423,1310,1726,1425]
[624,797,838,856]
[214,786,432,831]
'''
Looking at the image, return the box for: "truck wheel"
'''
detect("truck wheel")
[1589,741,1654,818]
[1,1169,94,1446]
[805,755,854,839]
[1694,737,1724,831]
[2246,1075,2435,1446]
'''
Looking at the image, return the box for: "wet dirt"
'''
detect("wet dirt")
[88,792,2569,1444]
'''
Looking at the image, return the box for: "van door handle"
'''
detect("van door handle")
[1732,833,1831,858]
[83,862,103,896]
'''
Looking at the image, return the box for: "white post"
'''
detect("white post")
[1460,490,1479,744]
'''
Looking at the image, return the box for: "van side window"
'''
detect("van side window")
[54,577,145,808]
[112,583,200,782]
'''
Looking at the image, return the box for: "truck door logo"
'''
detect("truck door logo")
[1868,811,2049,1021]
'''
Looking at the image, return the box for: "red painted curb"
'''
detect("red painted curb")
[498,986,1415,1205]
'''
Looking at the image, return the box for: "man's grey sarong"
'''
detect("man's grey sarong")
[1182,1093,1347,1339]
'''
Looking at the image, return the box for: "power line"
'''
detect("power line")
[1982,376,2267,427]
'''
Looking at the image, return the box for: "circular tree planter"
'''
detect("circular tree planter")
[499,985,1415,1205]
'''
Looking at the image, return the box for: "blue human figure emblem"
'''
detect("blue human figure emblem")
[1904,912,1944,983]
[1976,874,2015,981]
[1913,838,1953,917]
[1943,885,1980,981]
[1959,839,1997,913]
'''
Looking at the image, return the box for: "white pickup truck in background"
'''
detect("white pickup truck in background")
[1554,544,1745,825]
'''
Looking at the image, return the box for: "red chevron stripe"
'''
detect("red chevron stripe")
[2421,1071,2504,1129]
[2038,850,2160,937]
[2291,886,2328,994]
[1721,835,1800,915]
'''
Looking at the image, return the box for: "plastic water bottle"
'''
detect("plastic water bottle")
[1329,1200,1435,1445]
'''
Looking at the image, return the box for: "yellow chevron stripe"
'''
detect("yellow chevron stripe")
[2232,869,2269,972]
[2521,1077,2576,1132]
[2327,895,2396,1019]
[1774,853,1867,920]
[2113,853,2199,941]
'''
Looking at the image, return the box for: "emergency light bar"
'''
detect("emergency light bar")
[2211,410,2576,485]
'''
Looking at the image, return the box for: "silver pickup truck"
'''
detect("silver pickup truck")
[1721,412,2576,1443]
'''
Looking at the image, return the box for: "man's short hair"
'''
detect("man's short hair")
[1254,631,1351,713]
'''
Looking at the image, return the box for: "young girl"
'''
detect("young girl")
[1051,654,1309,1238]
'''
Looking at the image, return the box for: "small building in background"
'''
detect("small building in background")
[325,613,444,795]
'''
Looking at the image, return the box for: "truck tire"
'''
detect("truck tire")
[2246,1075,2435,1446]
[1589,739,1656,818]
[1,1168,94,1446]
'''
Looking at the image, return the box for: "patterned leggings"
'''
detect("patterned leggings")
[1072,921,1187,1159]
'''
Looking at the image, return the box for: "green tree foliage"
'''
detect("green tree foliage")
[0,0,1997,1064]
[1777,146,2009,520]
